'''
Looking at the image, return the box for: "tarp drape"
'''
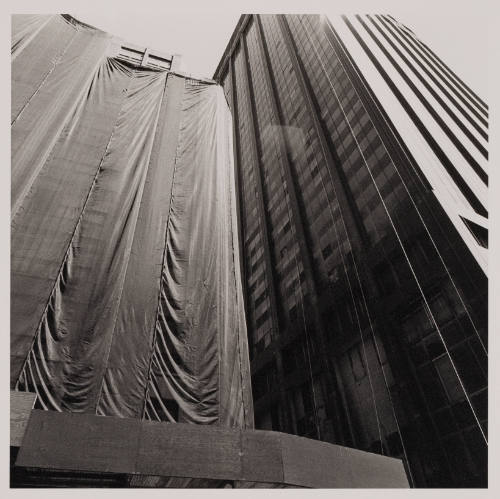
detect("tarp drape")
[11,14,253,429]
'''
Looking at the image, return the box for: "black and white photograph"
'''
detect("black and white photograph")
[6,0,495,491]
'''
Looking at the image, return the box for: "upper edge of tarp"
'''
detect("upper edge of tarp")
[11,14,219,83]
[60,14,107,33]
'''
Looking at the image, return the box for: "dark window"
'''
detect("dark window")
[289,304,298,322]
[442,435,472,479]
[426,335,446,359]
[418,365,447,410]
[252,363,277,400]
[349,346,366,381]
[429,295,453,326]
[433,407,457,436]
[440,321,465,346]
[374,261,397,295]
[471,389,487,421]
[254,291,267,308]
[409,341,428,366]
[386,432,403,455]
[463,426,487,473]
[256,310,270,328]
[451,344,486,394]
[434,355,464,403]
[302,384,314,413]
[321,244,333,259]
[251,255,264,273]
[452,400,476,428]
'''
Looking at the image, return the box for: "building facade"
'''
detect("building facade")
[11,14,253,429]
[214,14,488,487]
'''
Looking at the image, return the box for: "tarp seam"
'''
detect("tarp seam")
[12,15,253,427]
[11,48,113,221]
[11,24,79,126]
[11,15,53,60]
[94,68,169,413]
[141,74,185,419]
[13,60,131,386]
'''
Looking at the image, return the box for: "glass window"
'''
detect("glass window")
[349,345,366,381]
[418,365,447,410]
[451,344,486,394]
[434,355,464,403]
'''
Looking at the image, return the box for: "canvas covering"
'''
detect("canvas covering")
[11,14,253,429]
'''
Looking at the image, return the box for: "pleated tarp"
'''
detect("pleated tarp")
[11,14,253,429]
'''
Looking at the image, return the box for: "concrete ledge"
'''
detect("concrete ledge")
[14,409,408,488]
[10,391,37,447]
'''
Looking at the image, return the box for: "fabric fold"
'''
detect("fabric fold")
[12,15,253,430]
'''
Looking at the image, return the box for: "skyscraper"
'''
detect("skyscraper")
[214,14,488,487]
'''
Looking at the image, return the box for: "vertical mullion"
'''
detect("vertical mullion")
[240,27,292,433]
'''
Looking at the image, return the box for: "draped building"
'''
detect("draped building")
[11,14,253,427]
